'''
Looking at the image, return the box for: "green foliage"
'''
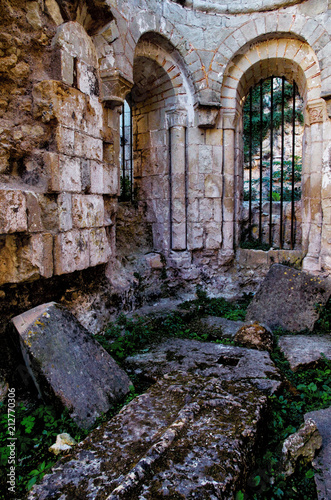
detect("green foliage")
[180,286,248,321]
[119,175,132,201]
[243,332,331,499]
[314,297,331,333]
[243,78,303,161]
[0,402,87,496]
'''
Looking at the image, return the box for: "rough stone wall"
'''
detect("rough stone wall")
[0,0,331,345]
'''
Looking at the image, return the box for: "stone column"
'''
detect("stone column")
[167,110,188,251]
[302,99,325,272]
[222,110,238,255]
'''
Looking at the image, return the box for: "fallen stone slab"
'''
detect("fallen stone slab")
[278,335,331,371]
[305,407,331,500]
[11,302,132,429]
[29,369,271,499]
[124,338,281,394]
[246,264,331,332]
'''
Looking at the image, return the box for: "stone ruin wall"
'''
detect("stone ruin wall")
[0,0,331,339]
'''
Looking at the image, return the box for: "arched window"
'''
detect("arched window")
[241,76,304,250]
[119,97,133,202]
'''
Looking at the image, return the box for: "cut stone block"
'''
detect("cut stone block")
[0,233,53,285]
[305,407,331,500]
[12,302,132,429]
[72,194,104,228]
[54,229,89,275]
[246,264,331,332]
[0,190,27,234]
[278,335,331,371]
[28,345,277,499]
[125,338,281,393]
[89,227,111,266]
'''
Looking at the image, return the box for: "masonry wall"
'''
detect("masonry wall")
[0,0,331,339]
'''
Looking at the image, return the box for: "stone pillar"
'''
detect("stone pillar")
[302,99,325,272]
[167,110,188,251]
[222,110,238,254]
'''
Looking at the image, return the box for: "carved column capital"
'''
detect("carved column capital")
[222,110,239,130]
[100,70,133,108]
[166,109,188,128]
[307,98,326,125]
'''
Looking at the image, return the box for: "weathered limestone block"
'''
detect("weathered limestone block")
[55,125,75,155]
[28,362,275,499]
[304,407,331,500]
[0,233,53,285]
[26,1,42,30]
[103,162,119,195]
[74,132,103,161]
[72,194,104,228]
[0,190,27,234]
[205,222,222,249]
[187,222,204,250]
[144,252,164,269]
[205,174,222,197]
[89,228,111,267]
[80,159,91,192]
[89,160,104,194]
[125,338,281,393]
[234,323,273,352]
[282,418,322,477]
[45,0,64,26]
[54,229,89,275]
[12,302,132,429]
[172,222,186,250]
[25,192,43,232]
[246,264,331,332]
[54,21,98,68]
[58,193,72,232]
[278,335,331,371]
[33,81,102,135]
[46,153,81,193]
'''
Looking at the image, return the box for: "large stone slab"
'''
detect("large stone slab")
[124,338,281,394]
[246,264,331,332]
[29,350,277,499]
[305,407,331,500]
[11,302,132,428]
[278,335,331,371]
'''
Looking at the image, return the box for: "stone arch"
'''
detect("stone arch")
[220,36,326,271]
[131,34,194,252]
[211,14,331,99]
[134,34,196,115]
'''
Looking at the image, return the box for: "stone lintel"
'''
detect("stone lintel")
[100,70,133,109]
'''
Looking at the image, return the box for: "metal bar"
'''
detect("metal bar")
[280,76,285,249]
[291,80,296,249]
[259,80,263,242]
[169,128,173,250]
[249,87,253,240]
[121,104,126,200]
[184,126,188,250]
[269,77,274,247]
[129,99,133,201]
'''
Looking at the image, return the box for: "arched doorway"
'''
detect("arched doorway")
[221,37,325,271]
